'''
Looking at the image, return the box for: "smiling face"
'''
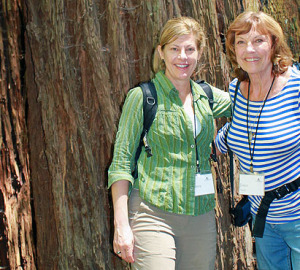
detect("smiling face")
[158,34,201,85]
[234,28,273,77]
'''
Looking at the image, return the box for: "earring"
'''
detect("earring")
[273,61,279,72]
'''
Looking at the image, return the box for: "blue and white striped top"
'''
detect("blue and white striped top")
[215,67,300,224]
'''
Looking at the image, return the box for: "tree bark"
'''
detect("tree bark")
[0,0,35,269]
[0,0,298,269]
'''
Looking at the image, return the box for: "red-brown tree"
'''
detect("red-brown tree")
[0,0,298,269]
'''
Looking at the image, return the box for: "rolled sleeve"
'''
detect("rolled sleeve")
[211,87,231,118]
[108,87,143,188]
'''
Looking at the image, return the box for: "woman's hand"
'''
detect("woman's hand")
[113,224,135,263]
[111,180,135,263]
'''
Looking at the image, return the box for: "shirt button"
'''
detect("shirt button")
[191,145,195,148]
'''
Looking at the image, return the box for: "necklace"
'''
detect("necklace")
[247,88,270,141]
[246,76,276,172]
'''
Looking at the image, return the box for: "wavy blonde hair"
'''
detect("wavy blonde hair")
[226,11,293,81]
[153,16,206,73]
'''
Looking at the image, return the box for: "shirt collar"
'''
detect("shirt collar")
[190,80,209,101]
[154,71,176,96]
[154,70,209,100]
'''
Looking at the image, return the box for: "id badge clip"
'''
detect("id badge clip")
[239,171,265,196]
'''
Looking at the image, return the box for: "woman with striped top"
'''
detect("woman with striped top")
[108,17,231,269]
[215,11,300,270]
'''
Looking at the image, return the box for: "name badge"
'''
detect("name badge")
[195,173,215,196]
[239,172,265,196]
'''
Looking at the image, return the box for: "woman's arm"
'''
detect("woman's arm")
[211,87,232,118]
[215,122,231,154]
[111,180,135,263]
[108,87,144,262]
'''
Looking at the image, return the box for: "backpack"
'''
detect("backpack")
[132,80,215,178]
[293,61,300,70]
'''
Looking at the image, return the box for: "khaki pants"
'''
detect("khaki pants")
[129,189,216,270]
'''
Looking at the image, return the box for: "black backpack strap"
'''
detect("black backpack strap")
[196,80,214,111]
[196,80,217,162]
[132,81,157,179]
[141,81,157,136]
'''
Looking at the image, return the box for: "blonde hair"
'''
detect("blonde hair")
[153,17,206,73]
[226,11,293,81]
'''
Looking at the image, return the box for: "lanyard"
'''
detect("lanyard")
[191,87,201,172]
[246,77,275,172]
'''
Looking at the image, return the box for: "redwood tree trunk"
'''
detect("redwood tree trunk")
[0,0,35,268]
[0,0,298,269]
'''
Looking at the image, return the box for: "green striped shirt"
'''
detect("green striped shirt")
[108,71,231,215]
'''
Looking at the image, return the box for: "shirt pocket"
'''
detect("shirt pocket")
[151,109,183,143]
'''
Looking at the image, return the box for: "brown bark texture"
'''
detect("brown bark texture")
[0,0,36,269]
[0,0,299,269]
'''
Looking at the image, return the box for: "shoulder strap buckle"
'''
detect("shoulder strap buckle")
[146,96,156,105]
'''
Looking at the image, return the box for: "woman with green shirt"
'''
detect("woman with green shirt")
[108,17,231,269]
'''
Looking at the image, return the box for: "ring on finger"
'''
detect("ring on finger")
[117,251,121,255]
